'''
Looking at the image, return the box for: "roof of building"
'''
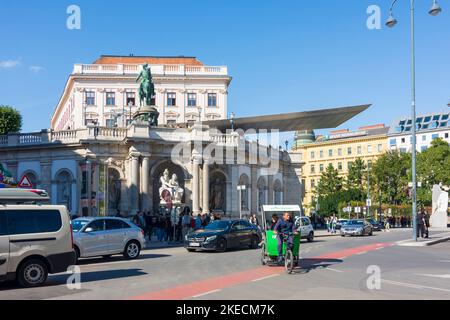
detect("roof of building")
[202,104,370,133]
[93,55,204,66]
[388,111,450,135]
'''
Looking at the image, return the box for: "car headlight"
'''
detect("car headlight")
[185,235,188,241]
[206,235,217,242]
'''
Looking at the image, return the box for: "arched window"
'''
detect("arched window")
[238,174,250,212]
[56,170,73,212]
[273,180,283,205]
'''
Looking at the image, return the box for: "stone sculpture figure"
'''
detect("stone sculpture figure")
[136,64,155,107]
[210,178,224,211]
[159,169,184,204]
[169,173,184,203]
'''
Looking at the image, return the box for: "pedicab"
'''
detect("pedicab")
[259,205,302,274]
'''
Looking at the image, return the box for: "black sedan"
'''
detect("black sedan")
[367,218,384,231]
[185,219,261,252]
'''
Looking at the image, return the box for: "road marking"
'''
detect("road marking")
[436,260,450,263]
[251,274,280,282]
[415,273,450,279]
[325,267,344,273]
[382,279,450,293]
[356,251,367,255]
[192,289,222,298]
[338,257,347,259]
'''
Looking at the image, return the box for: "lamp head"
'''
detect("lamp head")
[386,14,398,28]
[429,1,442,16]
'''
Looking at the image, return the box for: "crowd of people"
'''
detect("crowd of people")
[120,207,225,243]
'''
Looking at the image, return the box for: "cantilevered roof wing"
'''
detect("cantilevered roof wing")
[202,104,370,133]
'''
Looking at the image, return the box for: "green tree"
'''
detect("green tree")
[0,105,22,135]
[315,164,344,216]
[346,157,367,201]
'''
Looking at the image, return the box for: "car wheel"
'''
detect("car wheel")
[216,238,227,252]
[123,241,141,260]
[74,246,80,264]
[307,232,314,242]
[249,235,259,249]
[17,259,48,288]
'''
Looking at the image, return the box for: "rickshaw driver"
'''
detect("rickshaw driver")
[273,212,298,263]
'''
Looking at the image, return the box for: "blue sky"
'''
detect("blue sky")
[0,0,449,144]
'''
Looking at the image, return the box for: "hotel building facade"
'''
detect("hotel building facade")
[292,124,389,214]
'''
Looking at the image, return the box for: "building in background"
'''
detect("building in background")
[292,124,389,214]
[388,111,450,153]
[51,55,231,131]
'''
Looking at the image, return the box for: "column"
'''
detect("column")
[130,153,140,214]
[202,160,210,214]
[141,156,150,211]
[192,157,200,215]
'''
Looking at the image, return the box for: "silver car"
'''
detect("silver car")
[72,217,145,262]
[340,219,373,237]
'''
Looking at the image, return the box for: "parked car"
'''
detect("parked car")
[367,218,384,231]
[72,217,145,262]
[295,216,314,242]
[341,219,373,237]
[185,219,261,252]
[335,219,348,230]
[0,189,76,288]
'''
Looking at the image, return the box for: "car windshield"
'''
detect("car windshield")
[72,219,89,232]
[204,221,230,230]
[347,220,364,226]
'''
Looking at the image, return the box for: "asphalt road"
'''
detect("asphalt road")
[1,229,449,300]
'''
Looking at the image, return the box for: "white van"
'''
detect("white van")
[0,189,76,287]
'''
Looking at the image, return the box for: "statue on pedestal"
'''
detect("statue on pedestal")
[159,169,184,205]
[431,184,449,228]
[135,64,159,127]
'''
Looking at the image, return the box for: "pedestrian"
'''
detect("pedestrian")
[133,211,146,231]
[195,214,202,230]
[325,218,330,233]
[268,214,279,231]
[423,209,430,239]
[417,210,426,238]
[144,211,153,240]
[182,207,191,240]
[164,215,173,242]
[176,211,183,242]
[330,215,337,234]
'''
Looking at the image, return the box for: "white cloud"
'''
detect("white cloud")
[29,66,45,73]
[0,59,21,69]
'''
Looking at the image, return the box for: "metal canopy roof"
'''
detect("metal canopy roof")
[202,104,371,133]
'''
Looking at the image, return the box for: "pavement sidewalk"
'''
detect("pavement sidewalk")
[396,228,450,247]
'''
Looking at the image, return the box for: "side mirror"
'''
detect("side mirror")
[84,227,94,233]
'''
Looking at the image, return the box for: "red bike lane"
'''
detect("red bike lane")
[128,242,394,300]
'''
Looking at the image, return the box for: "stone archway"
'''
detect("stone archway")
[257,176,268,213]
[151,160,186,213]
[55,169,74,212]
[238,174,250,212]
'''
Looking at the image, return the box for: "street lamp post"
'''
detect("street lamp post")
[386,0,442,241]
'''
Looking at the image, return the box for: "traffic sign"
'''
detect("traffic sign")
[366,199,372,207]
[18,175,33,188]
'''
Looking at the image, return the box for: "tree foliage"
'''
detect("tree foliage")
[0,105,22,135]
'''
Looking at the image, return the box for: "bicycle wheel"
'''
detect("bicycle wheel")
[260,243,267,265]
[285,250,294,274]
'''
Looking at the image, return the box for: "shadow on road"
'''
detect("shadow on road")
[294,258,343,274]
[76,253,171,265]
[0,268,148,291]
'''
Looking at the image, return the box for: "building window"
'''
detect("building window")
[338,162,343,171]
[167,119,177,125]
[320,150,324,158]
[338,148,342,156]
[328,149,333,157]
[187,93,197,107]
[421,146,428,152]
[311,179,315,188]
[445,133,449,139]
[105,119,116,127]
[167,92,176,106]
[378,144,383,152]
[357,146,362,155]
[310,151,315,159]
[126,92,136,106]
[367,145,373,153]
[187,120,196,127]
[432,133,439,140]
[207,93,217,107]
[106,92,115,106]
[400,148,407,153]
[422,135,427,142]
[367,160,372,168]
[390,139,396,146]
[319,164,324,172]
[310,165,315,174]
[85,91,95,105]
[401,138,406,143]
[347,147,352,155]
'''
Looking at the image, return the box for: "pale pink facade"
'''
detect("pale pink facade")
[51,56,231,131]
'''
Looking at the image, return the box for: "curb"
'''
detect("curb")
[396,233,450,247]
